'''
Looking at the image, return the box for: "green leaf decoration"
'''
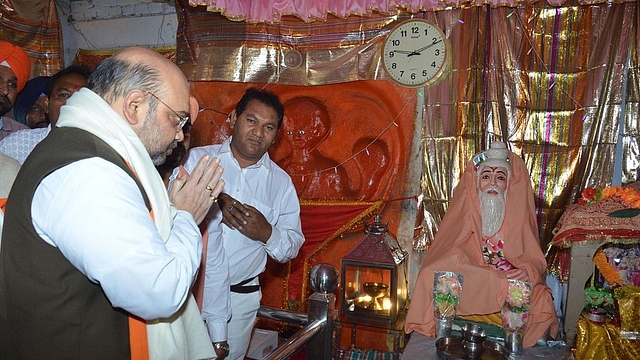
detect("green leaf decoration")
[607,209,640,218]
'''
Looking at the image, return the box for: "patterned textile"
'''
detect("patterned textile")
[551,182,640,248]
[0,127,50,164]
[176,1,399,85]
[0,0,63,77]
[0,117,28,142]
[341,349,392,360]
[73,47,176,72]
[482,238,515,271]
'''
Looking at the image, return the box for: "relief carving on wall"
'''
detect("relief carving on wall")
[189,80,416,310]
[190,80,415,203]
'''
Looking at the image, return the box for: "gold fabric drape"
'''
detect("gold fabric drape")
[576,312,640,359]
[419,2,640,250]
[0,0,63,77]
[175,1,640,250]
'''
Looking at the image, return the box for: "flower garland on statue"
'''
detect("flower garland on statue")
[593,248,624,287]
[582,248,622,318]
[577,186,640,218]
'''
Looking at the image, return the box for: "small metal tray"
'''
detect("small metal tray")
[436,335,508,360]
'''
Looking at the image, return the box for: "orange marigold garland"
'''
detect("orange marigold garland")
[593,248,624,287]
[578,186,640,217]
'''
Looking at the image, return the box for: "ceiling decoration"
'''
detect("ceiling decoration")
[188,0,632,24]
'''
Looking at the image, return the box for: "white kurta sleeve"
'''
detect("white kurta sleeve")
[177,146,232,342]
[32,158,202,320]
[264,182,304,263]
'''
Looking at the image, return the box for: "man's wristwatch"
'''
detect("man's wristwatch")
[213,342,230,357]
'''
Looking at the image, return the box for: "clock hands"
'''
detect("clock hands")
[392,39,443,58]
[393,50,424,58]
[413,39,443,55]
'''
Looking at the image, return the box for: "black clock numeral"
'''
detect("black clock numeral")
[392,39,400,46]
[435,49,440,56]
[401,30,407,37]
[391,63,397,69]
[389,51,395,58]
[423,70,428,76]
[431,61,437,68]
[400,70,404,77]
[411,73,416,80]
[412,26,419,34]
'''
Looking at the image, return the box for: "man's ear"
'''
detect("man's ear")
[43,97,49,113]
[228,109,237,128]
[122,89,147,126]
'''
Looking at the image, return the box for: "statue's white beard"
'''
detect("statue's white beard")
[479,186,506,238]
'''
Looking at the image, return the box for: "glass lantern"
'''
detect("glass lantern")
[341,215,408,327]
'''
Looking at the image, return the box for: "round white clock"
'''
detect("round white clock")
[382,19,448,87]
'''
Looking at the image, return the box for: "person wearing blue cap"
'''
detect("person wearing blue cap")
[12,76,50,128]
[0,65,90,164]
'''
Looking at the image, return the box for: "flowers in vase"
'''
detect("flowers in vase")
[501,280,532,333]
[433,271,464,319]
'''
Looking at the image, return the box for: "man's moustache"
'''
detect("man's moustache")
[483,185,503,195]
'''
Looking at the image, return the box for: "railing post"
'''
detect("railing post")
[305,263,339,360]
[305,291,335,360]
[258,264,339,360]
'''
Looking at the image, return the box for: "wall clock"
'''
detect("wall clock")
[382,19,448,88]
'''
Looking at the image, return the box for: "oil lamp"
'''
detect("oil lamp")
[341,215,408,327]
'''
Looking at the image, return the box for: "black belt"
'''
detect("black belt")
[230,276,260,294]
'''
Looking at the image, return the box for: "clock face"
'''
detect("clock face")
[382,19,447,87]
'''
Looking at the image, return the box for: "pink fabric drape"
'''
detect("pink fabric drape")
[189,0,634,24]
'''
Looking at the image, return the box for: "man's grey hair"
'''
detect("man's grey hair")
[86,56,162,114]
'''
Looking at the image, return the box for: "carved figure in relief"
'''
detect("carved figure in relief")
[279,97,354,199]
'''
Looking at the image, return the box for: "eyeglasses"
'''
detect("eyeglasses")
[143,90,190,132]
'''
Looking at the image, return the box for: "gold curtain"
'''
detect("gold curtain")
[0,0,64,77]
[419,2,640,250]
[175,1,640,250]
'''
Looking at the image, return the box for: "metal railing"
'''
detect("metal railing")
[257,264,338,360]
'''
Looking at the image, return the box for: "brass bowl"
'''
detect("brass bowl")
[362,282,388,298]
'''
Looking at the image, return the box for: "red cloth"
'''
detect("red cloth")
[404,149,558,348]
[551,182,640,247]
[261,201,381,311]
[0,41,31,92]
